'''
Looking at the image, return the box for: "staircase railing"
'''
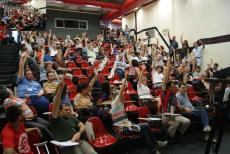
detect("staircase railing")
[129,26,170,49]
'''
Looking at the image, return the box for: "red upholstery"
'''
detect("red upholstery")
[106,61,114,69]
[93,60,100,69]
[28,131,45,154]
[138,107,161,133]
[87,117,117,148]
[126,82,137,95]
[64,78,76,90]
[138,106,151,118]
[154,88,162,97]
[81,61,89,69]
[72,68,84,78]
[69,90,77,101]
[87,66,94,78]
[101,67,110,77]
[187,86,198,101]
[66,61,77,69]
[110,73,121,85]
[98,76,106,85]
[78,76,89,84]
[123,93,139,112]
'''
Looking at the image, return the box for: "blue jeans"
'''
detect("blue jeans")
[115,68,125,79]
[185,109,209,127]
[30,96,50,116]
[123,123,157,153]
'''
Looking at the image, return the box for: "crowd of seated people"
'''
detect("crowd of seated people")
[0,27,228,154]
[0,4,46,44]
[1,4,46,31]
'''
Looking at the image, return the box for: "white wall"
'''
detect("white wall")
[122,0,230,69]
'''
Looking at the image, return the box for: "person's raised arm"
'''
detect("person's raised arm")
[119,71,128,100]
[138,64,145,85]
[162,60,170,91]
[88,69,98,91]
[48,29,52,47]
[18,52,29,79]
[181,33,184,45]
[51,81,65,119]
[168,30,171,41]
[191,58,196,73]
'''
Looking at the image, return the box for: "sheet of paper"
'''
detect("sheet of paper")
[50,140,79,147]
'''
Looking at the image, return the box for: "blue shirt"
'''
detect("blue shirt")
[44,54,52,62]
[17,76,42,98]
[176,92,195,111]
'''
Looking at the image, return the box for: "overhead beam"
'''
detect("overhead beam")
[61,0,121,10]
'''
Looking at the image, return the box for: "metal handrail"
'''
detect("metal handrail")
[129,27,170,49]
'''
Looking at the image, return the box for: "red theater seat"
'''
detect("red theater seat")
[87,117,117,148]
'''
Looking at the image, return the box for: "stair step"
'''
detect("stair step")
[0,79,11,84]
[0,69,17,74]
[0,74,16,78]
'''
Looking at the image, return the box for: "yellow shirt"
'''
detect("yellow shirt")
[43,81,59,94]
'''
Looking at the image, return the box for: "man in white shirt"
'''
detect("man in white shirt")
[152,66,164,85]
[192,40,205,67]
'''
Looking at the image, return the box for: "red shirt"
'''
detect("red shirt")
[1,123,33,154]
[160,90,171,113]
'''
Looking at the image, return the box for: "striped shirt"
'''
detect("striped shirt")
[176,92,195,111]
[111,95,129,125]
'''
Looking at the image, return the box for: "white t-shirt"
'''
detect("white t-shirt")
[49,47,58,56]
[152,71,164,84]
[192,46,203,58]
[137,83,151,96]
[223,87,230,102]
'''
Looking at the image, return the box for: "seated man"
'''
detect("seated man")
[1,105,41,154]
[43,71,59,100]
[111,71,167,154]
[176,83,211,132]
[160,63,190,139]
[51,81,97,154]
[16,51,50,116]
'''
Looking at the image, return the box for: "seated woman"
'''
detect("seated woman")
[74,70,98,109]
[0,87,53,141]
[137,64,159,114]
[97,80,112,105]
[128,59,141,90]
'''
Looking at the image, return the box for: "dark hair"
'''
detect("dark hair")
[0,87,10,102]
[166,81,174,89]
[101,80,110,95]
[5,105,22,123]
[45,47,50,54]
[59,103,71,111]
[77,83,89,93]
[214,63,219,67]
[178,82,187,88]
[24,69,32,75]
[131,59,139,67]
[46,71,53,77]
